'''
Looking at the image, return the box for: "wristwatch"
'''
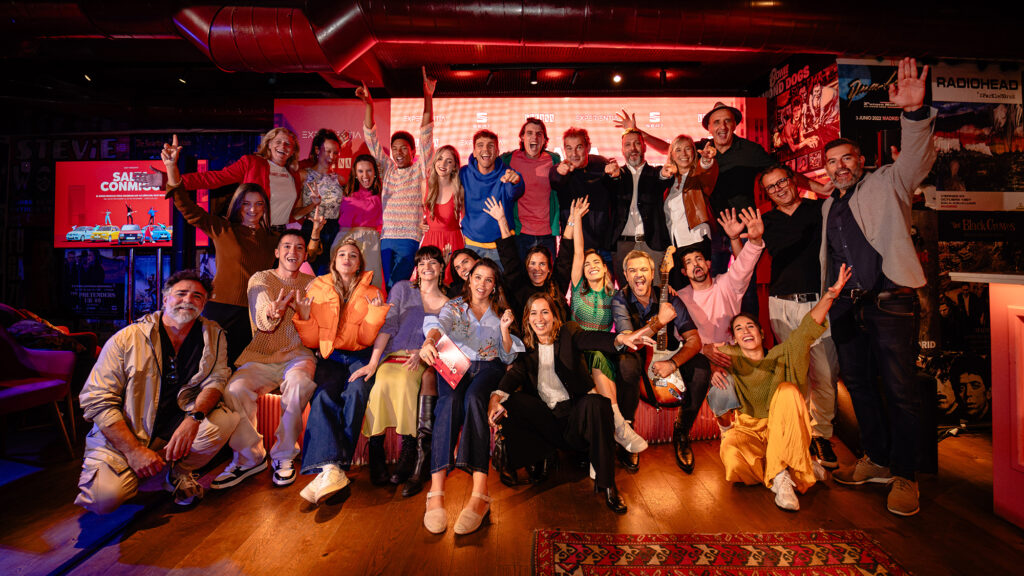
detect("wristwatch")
[188,411,206,422]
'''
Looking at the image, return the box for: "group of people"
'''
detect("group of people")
[76,58,937,529]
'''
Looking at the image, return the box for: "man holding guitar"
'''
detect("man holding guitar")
[612,250,710,473]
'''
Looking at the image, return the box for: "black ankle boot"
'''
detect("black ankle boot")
[673,411,697,474]
[389,435,417,485]
[368,435,390,486]
[402,395,436,498]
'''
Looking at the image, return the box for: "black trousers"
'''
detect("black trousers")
[501,393,616,490]
[618,350,711,428]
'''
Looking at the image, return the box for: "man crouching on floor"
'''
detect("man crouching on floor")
[76,269,239,513]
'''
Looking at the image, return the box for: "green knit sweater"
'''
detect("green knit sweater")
[721,313,827,419]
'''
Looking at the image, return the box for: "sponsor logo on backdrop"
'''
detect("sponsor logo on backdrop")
[476,112,488,124]
[524,113,555,122]
[932,63,1023,104]
[649,112,661,123]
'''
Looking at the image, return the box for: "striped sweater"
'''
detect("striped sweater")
[235,269,315,367]
[720,313,826,419]
[365,122,434,242]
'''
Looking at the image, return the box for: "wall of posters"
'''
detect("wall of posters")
[62,248,126,318]
[837,58,906,168]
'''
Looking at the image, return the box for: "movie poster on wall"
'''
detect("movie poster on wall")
[837,58,906,167]
[761,55,839,177]
[62,248,126,318]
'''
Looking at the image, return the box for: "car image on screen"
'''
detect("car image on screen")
[90,225,120,242]
[65,226,96,241]
[118,224,145,245]
[144,223,172,243]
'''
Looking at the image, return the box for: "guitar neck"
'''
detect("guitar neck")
[656,266,670,350]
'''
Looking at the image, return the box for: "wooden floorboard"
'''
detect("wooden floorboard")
[3,432,1023,576]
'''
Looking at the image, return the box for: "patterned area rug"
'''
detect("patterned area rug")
[533,529,909,575]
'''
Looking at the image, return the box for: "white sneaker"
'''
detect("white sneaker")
[313,467,350,504]
[614,420,648,453]
[771,469,799,511]
[299,473,323,504]
[812,461,829,482]
[211,456,268,490]
[272,459,296,487]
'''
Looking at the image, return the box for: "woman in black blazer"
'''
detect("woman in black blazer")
[487,292,673,513]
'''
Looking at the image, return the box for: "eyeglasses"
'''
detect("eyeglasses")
[764,177,791,194]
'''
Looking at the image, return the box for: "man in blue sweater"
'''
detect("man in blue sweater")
[461,130,524,269]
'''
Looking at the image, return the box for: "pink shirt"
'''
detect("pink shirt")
[509,150,554,236]
[677,241,764,344]
[338,187,383,230]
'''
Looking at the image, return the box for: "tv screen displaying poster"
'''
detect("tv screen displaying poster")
[55,160,173,248]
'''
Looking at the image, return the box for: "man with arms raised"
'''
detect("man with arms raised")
[77,270,238,513]
[550,127,615,260]
[460,129,524,267]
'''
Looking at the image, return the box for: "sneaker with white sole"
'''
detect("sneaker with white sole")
[771,469,799,511]
[614,420,648,453]
[811,437,839,469]
[300,466,350,504]
[812,460,829,482]
[165,469,204,506]
[272,459,297,487]
[833,456,894,486]
[211,457,268,490]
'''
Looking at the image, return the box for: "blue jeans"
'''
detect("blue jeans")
[515,233,557,263]
[829,293,921,479]
[300,348,373,474]
[381,238,419,290]
[432,360,504,475]
[467,245,502,272]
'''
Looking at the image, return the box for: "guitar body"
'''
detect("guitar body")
[638,247,687,410]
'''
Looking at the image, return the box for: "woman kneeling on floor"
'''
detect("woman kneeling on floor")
[714,263,852,511]
[292,240,390,504]
[487,293,666,514]
[418,258,523,535]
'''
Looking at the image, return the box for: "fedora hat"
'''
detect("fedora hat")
[702,102,742,130]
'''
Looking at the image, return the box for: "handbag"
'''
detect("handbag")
[491,425,517,486]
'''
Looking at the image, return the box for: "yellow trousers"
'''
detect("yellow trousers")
[719,381,817,492]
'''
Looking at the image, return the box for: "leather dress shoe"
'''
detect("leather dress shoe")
[617,445,639,473]
[673,423,695,474]
[602,486,628,514]
[498,465,520,487]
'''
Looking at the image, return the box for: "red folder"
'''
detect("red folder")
[433,334,471,389]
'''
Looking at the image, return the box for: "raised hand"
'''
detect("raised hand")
[311,205,326,235]
[294,291,313,320]
[500,309,514,331]
[482,196,505,222]
[355,81,372,104]
[716,208,745,240]
[605,158,621,178]
[307,180,322,205]
[661,162,678,179]
[500,169,521,185]
[888,57,929,112]
[556,160,575,176]
[614,109,637,131]
[160,134,182,168]
[422,65,437,98]
[572,195,591,221]
[366,294,383,307]
[737,207,764,244]
[827,263,854,299]
[699,143,717,163]
[268,288,295,320]
[657,300,677,326]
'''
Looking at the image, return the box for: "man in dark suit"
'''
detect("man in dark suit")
[608,129,671,288]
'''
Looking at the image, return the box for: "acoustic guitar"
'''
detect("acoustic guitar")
[640,247,687,409]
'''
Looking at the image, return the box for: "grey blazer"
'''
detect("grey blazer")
[819,108,936,291]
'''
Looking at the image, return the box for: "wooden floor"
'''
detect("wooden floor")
[2,431,1023,576]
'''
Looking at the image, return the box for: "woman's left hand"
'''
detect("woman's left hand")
[500,309,514,330]
[366,294,383,307]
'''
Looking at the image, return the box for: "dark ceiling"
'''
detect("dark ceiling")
[1,1,1020,133]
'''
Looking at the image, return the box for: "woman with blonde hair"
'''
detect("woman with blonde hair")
[661,134,718,288]
[420,145,465,272]
[292,239,390,504]
[173,127,304,228]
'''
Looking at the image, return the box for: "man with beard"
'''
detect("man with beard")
[608,129,669,289]
[550,127,615,260]
[825,58,936,517]
[77,270,238,513]
[212,231,316,490]
[501,118,562,260]
[611,250,709,473]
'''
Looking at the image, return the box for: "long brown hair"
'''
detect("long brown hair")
[346,154,382,197]
[255,127,300,172]
[460,258,509,316]
[227,183,271,229]
[578,249,614,297]
[329,239,365,302]
[521,292,563,349]
[425,145,464,221]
